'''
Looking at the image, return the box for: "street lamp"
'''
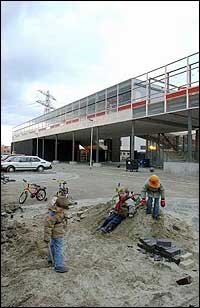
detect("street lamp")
[88,118,94,169]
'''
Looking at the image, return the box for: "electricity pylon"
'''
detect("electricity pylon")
[36,90,56,114]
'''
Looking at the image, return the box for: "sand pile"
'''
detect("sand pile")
[1,202,199,307]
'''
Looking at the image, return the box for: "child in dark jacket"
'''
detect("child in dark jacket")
[44,196,69,273]
[99,188,131,233]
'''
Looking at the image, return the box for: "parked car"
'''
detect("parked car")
[1,155,52,172]
[1,153,24,161]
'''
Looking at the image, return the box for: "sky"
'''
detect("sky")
[1,1,199,146]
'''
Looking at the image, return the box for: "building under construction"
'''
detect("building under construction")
[12,52,199,174]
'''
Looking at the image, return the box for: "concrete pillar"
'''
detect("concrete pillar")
[112,137,121,162]
[72,132,75,162]
[187,110,192,162]
[146,136,149,159]
[36,137,39,156]
[195,129,199,161]
[158,133,161,167]
[104,139,112,161]
[42,138,45,159]
[12,142,15,154]
[175,136,179,151]
[130,121,135,160]
[55,134,58,161]
[96,126,99,163]
[182,135,185,152]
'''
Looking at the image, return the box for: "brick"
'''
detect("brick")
[139,238,157,252]
[156,239,172,247]
[156,245,181,257]
[180,252,193,262]
[179,260,195,270]
[176,275,192,285]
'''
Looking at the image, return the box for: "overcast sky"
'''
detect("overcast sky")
[1,1,199,146]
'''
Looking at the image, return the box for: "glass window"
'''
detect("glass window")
[19,157,31,162]
[80,99,87,116]
[107,96,117,113]
[119,80,131,94]
[72,101,79,117]
[96,100,105,112]
[118,91,131,106]
[96,90,105,101]
[88,95,95,114]
[30,157,40,162]
[107,85,117,98]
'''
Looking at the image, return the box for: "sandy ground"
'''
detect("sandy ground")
[1,164,199,307]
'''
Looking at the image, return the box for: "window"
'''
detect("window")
[88,95,95,115]
[30,157,40,162]
[19,157,31,162]
[118,91,131,106]
[107,85,117,98]
[107,96,117,113]
[80,99,87,116]
[119,80,131,94]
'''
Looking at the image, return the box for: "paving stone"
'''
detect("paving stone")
[179,259,195,270]
[156,238,172,247]
[180,252,193,262]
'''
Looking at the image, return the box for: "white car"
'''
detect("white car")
[1,155,52,172]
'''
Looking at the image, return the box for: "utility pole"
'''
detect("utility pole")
[36,90,56,114]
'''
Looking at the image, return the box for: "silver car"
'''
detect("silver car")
[1,155,52,172]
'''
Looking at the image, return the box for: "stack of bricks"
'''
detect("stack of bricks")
[137,237,193,267]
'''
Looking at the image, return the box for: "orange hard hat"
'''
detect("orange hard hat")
[148,175,160,188]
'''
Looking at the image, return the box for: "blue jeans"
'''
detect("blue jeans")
[146,197,159,218]
[100,212,124,232]
[48,238,64,269]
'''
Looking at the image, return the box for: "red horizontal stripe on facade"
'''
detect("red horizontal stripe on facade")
[87,114,95,119]
[39,128,46,131]
[96,111,105,117]
[166,89,186,100]
[66,120,72,124]
[72,118,79,123]
[132,100,145,108]
[50,124,60,128]
[188,86,199,94]
[118,104,131,111]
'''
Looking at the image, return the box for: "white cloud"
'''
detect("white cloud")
[1,0,199,143]
[1,125,13,146]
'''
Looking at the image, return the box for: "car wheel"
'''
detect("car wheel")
[37,165,44,172]
[7,166,15,172]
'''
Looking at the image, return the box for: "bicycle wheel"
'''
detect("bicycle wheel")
[36,189,46,201]
[19,191,28,204]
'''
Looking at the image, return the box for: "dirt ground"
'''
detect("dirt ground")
[1,164,199,307]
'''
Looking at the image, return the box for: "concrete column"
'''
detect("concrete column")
[187,110,192,162]
[158,133,161,167]
[130,120,135,160]
[72,132,75,162]
[96,126,99,163]
[175,136,179,151]
[195,129,199,161]
[182,135,185,152]
[112,137,121,162]
[36,137,39,156]
[55,134,58,161]
[146,136,149,159]
[42,138,45,159]
[12,142,15,154]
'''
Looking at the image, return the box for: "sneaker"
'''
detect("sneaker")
[48,261,53,267]
[55,266,69,273]
[152,216,159,220]
[100,227,107,233]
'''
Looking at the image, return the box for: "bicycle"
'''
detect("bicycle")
[19,179,47,204]
[1,173,16,184]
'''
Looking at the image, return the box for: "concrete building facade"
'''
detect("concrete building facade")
[12,52,199,168]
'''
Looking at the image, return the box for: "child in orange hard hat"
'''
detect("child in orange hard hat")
[141,175,165,219]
